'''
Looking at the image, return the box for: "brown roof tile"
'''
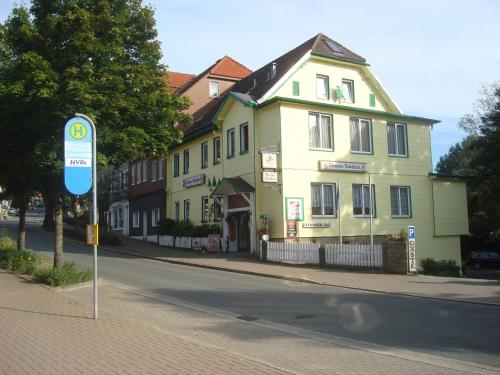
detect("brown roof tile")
[210,55,252,79]
[183,33,366,138]
[167,72,196,92]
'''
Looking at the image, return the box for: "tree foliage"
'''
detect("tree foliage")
[437,84,500,243]
[0,0,191,260]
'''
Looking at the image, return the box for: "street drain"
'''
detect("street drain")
[294,314,316,319]
[236,315,259,322]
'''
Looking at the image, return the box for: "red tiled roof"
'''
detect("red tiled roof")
[167,72,196,92]
[210,55,252,79]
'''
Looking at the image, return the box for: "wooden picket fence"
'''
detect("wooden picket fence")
[266,241,320,265]
[325,243,383,268]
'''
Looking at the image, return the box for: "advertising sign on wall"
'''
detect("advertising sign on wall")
[285,197,304,221]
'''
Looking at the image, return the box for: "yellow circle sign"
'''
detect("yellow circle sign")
[69,123,88,140]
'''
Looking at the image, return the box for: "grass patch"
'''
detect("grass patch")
[0,232,91,287]
[33,262,91,287]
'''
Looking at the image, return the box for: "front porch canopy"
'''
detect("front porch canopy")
[210,177,255,197]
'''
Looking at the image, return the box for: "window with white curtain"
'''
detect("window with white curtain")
[342,79,354,103]
[387,122,408,157]
[390,186,411,217]
[350,118,372,153]
[352,184,376,217]
[309,112,333,150]
[311,183,336,216]
[316,75,329,99]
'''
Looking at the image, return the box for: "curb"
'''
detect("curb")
[98,246,500,308]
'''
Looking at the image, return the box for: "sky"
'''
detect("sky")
[1,0,499,168]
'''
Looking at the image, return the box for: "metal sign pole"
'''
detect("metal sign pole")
[75,113,98,320]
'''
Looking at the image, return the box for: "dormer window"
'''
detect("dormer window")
[267,63,277,81]
[209,81,220,98]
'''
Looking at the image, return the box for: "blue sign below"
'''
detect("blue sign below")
[64,117,93,195]
[408,225,416,239]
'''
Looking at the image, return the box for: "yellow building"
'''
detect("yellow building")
[166,33,468,265]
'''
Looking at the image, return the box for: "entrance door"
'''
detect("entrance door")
[142,211,148,240]
[237,212,250,252]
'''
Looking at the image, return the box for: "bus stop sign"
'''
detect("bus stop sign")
[64,117,93,195]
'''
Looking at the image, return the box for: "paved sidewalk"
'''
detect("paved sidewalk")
[1,269,498,375]
[0,270,288,375]
[101,237,500,306]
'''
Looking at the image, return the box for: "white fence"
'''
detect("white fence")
[159,235,175,247]
[191,237,208,249]
[267,242,320,265]
[325,243,383,268]
[174,236,192,249]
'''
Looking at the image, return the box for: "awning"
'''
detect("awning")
[211,177,255,197]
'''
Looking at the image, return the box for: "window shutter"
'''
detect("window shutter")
[369,93,376,107]
[335,86,343,101]
[293,81,300,96]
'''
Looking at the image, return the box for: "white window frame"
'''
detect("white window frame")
[142,160,147,182]
[311,183,337,217]
[131,163,136,185]
[136,161,142,183]
[240,123,249,153]
[201,196,209,222]
[350,118,372,154]
[387,122,408,157]
[201,142,208,168]
[227,128,235,158]
[342,79,354,103]
[173,153,179,177]
[184,200,190,222]
[213,137,221,164]
[174,201,180,222]
[308,112,333,150]
[316,74,329,99]
[132,211,140,228]
[183,149,189,174]
[352,184,376,217]
[209,81,220,98]
[151,208,160,227]
[151,159,158,181]
[390,186,412,217]
[159,158,165,180]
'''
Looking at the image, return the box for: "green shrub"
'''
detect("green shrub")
[0,247,39,275]
[159,218,177,235]
[171,221,194,237]
[33,262,92,287]
[192,224,210,237]
[208,224,222,235]
[0,232,17,251]
[420,258,460,277]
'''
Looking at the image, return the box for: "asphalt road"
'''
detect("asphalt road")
[2,217,500,367]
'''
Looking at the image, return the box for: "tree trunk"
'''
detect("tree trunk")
[43,197,55,231]
[17,205,26,251]
[54,198,63,268]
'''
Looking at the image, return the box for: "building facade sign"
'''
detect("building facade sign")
[262,171,278,183]
[261,151,278,169]
[183,174,205,188]
[319,160,367,173]
[302,222,331,228]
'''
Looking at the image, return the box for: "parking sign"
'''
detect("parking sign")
[408,225,416,272]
